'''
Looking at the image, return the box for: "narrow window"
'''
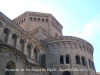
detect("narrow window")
[27,44,31,57]
[21,19,23,23]
[34,48,38,60]
[76,55,81,64]
[66,55,70,64]
[12,34,17,48]
[89,59,92,68]
[60,55,64,64]
[40,54,46,67]
[42,18,44,22]
[81,56,86,66]
[34,18,36,21]
[45,19,48,22]
[38,18,40,21]
[20,39,25,52]
[30,17,32,21]
[3,28,9,43]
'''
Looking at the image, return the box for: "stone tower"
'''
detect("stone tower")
[13,11,63,41]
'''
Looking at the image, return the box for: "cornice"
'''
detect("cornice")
[41,36,93,49]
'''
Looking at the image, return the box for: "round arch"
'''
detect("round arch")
[62,71,71,75]
[5,61,16,75]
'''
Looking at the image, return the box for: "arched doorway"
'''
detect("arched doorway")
[5,61,16,75]
[62,71,71,75]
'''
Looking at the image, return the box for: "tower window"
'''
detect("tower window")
[34,18,36,21]
[42,18,44,22]
[60,55,64,64]
[12,34,17,48]
[38,18,40,21]
[45,19,48,22]
[76,55,81,64]
[34,48,38,60]
[81,56,86,66]
[27,44,31,57]
[20,39,25,52]
[30,17,32,21]
[3,28,9,43]
[66,55,70,64]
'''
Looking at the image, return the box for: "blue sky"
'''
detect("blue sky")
[0,0,100,72]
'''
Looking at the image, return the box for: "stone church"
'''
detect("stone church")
[0,11,96,75]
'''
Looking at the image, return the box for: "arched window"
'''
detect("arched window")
[38,18,40,21]
[5,61,16,75]
[21,19,23,23]
[45,19,48,22]
[30,17,32,21]
[20,39,25,52]
[55,43,60,49]
[34,48,38,60]
[34,18,36,21]
[42,18,44,22]
[62,71,71,75]
[3,28,9,43]
[75,55,81,64]
[60,55,64,64]
[12,34,17,48]
[27,44,31,57]
[62,43,66,48]
[66,54,70,64]
[81,56,86,66]
[88,59,92,68]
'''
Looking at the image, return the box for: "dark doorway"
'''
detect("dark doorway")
[5,61,16,75]
[62,71,71,75]
[60,55,64,64]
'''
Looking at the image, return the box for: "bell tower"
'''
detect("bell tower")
[13,11,63,40]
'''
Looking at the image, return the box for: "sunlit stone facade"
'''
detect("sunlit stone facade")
[0,11,96,75]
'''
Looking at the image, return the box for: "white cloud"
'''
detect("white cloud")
[73,14,100,39]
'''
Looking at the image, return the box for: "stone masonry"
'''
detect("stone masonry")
[0,11,96,75]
